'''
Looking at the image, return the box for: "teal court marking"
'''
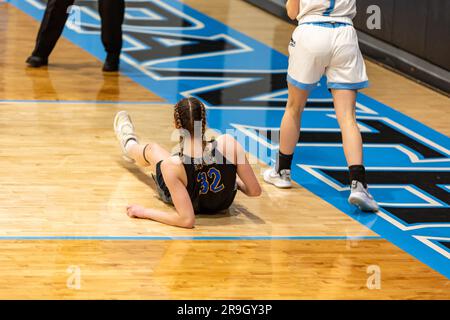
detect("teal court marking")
[0,99,166,105]
[0,236,381,241]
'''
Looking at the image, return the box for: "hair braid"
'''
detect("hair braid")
[200,101,207,148]
[195,100,208,170]
[173,97,208,170]
[174,103,184,159]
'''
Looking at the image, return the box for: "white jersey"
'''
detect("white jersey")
[296,0,357,25]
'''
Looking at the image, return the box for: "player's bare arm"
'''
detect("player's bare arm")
[286,0,300,20]
[216,134,261,197]
[127,159,196,229]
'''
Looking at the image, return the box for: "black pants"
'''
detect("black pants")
[32,0,125,58]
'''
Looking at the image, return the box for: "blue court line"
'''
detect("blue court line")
[0,99,167,105]
[0,235,382,241]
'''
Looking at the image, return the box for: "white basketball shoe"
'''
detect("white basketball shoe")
[113,111,138,163]
[263,167,292,188]
[348,180,379,212]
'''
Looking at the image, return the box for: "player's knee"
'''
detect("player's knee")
[338,115,358,128]
[146,141,158,151]
[286,98,304,116]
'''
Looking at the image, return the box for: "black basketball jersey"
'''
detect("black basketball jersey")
[183,143,237,214]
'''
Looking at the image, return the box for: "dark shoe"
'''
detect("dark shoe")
[26,55,48,68]
[102,54,120,72]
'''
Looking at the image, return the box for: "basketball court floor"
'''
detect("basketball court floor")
[0,0,449,299]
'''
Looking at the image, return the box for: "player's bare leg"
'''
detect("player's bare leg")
[126,142,170,171]
[113,111,170,172]
[280,83,309,156]
[114,111,173,219]
[264,83,309,188]
[332,89,362,165]
[332,89,378,212]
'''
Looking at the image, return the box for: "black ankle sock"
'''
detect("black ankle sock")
[276,151,294,173]
[349,165,367,188]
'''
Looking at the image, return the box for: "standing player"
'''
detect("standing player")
[114,97,261,228]
[263,0,378,211]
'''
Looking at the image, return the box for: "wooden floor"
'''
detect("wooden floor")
[0,1,449,299]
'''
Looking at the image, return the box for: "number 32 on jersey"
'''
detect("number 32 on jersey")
[197,167,225,194]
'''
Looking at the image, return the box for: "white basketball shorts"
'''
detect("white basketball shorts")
[287,22,369,91]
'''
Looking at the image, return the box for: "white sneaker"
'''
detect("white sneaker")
[113,111,138,162]
[263,167,292,188]
[348,180,379,212]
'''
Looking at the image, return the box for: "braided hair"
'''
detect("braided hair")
[173,97,208,170]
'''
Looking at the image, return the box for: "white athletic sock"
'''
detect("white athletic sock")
[125,139,137,154]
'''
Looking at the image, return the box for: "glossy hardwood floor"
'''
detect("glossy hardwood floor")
[0,1,448,299]
[0,240,448,299]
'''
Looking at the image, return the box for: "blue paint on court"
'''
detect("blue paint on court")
[10,0,450,278]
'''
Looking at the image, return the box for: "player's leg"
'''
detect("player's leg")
[331,89,377,211]
[327,25,377,211]
[280,83,309,159]
[126,142,170,171]
[113,111,170,171]
[332,89,362,166]
[263,83,309,188]
[263,24,326,188]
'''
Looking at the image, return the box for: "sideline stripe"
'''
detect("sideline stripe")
[0,235,382,241]
[0,99,167,105]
